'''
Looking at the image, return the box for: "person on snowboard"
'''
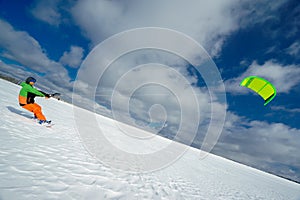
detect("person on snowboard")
[18,77,51,124]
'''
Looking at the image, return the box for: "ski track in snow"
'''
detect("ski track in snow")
[0,79,300,200]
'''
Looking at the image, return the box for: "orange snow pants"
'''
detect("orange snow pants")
[22,103,46,121]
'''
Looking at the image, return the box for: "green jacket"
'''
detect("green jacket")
[19,82,45,105]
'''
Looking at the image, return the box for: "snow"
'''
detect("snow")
[0,78,300,200]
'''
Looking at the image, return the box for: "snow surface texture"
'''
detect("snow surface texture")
[0,78,299,200]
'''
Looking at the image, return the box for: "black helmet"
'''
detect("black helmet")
[25,77,36,84]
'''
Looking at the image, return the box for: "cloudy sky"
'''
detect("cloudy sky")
[0,0,300,182]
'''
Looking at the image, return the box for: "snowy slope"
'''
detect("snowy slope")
[0,78,300,200]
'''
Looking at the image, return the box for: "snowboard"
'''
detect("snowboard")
[33,119,54,128]
[43,123,54,128]
[7,106,54,128]
[39,121,54,128]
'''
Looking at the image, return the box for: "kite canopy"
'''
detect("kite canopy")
[240,76,276,106]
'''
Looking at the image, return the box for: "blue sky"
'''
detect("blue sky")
[0,0,300,182]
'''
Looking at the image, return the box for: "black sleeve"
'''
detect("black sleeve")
[39,90,50,97]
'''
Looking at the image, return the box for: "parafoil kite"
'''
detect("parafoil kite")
[240,76,276,106]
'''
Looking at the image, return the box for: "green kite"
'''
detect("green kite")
[240,76,276,106]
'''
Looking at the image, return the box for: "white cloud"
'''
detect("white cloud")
[71,0,241,56]
[59,46,84,68]
[225,61,300,94]
[30,0,61,26]
[213,111,300,181]
[286,41,300,57]
[71,0,291,56]
[0,60,28,81]
[0,19,73,98]
[0,19,52,73]
[271,106,300,113]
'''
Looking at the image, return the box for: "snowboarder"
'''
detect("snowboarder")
[18,77,51,124]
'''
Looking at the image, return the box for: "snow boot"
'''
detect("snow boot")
[38,120,51,125]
